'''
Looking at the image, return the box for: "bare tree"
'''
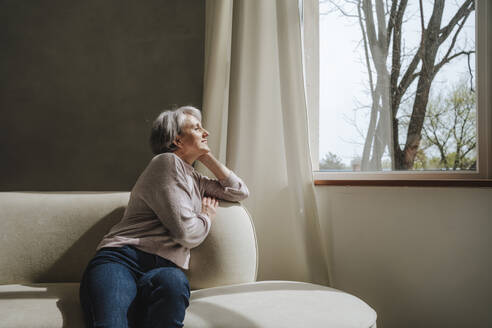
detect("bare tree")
[321,0,475,170]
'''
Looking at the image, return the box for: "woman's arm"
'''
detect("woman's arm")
[197,153,230,181]
[196,153,249,202]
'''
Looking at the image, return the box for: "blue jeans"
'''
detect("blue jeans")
[79,245,190,328]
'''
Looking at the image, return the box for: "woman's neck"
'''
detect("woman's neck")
[173,150,198,166]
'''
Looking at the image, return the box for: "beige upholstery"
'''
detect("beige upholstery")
[0,192,130,285]
[0,192,377,327]
[0,282,376,328]
[0,281,376,328]
[188,202,258,290]
[185,281,376,328]
[0,192,257,289]
[0,283,85,328]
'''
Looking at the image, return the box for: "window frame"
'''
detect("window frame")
[304,0,492,184]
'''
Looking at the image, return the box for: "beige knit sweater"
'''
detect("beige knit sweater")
[96,152,249,269]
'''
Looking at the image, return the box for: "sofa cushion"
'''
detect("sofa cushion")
[0,192,130,285]
[0,281,376,328]
[185,281,377,328]
[0,283,84,328]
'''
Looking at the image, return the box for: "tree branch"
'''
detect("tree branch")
[418,0,425,34]
[358,0,376,99]
[325,0,360,17]
[467,48,474,92]
[436,10,471,73]
[362,0,379,54]
[460,143,476,158]
[390,0,408,114]
[386,0,398,46]
[434,50,475,76]
[395,52,420,105]
[375,0,387,49]
[438,0,474,44]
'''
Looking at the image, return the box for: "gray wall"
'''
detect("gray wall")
[0,0,205,191]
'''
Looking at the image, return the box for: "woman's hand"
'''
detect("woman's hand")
[197,153,231,181]
[201,196,219,222]
[197,152,212,163]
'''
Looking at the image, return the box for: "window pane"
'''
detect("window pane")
[319,0,476,172]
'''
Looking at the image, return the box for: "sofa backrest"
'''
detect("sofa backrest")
[0,192,258,289]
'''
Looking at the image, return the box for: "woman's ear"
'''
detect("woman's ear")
[173,137,181,149]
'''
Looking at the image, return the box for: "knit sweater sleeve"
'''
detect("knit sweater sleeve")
[139,154,211,249]
[193,170,249,202]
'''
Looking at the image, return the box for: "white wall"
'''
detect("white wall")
[315,186,492,328]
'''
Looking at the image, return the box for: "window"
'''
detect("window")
[303,0,492,183]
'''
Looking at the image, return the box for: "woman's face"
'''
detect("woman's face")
[174,114,210,156]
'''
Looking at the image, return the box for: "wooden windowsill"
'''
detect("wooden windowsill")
[314,179,492,187]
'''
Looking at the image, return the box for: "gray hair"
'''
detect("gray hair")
[149,105,202,155]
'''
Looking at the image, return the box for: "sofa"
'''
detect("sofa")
[0,192,377,327]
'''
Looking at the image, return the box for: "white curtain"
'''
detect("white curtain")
[198,0,331,285]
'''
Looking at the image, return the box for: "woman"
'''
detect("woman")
[79,106,249,328]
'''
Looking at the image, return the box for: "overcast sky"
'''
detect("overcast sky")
[319,1,476,165]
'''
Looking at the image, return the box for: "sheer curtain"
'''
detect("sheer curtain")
[198,0,331,285]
